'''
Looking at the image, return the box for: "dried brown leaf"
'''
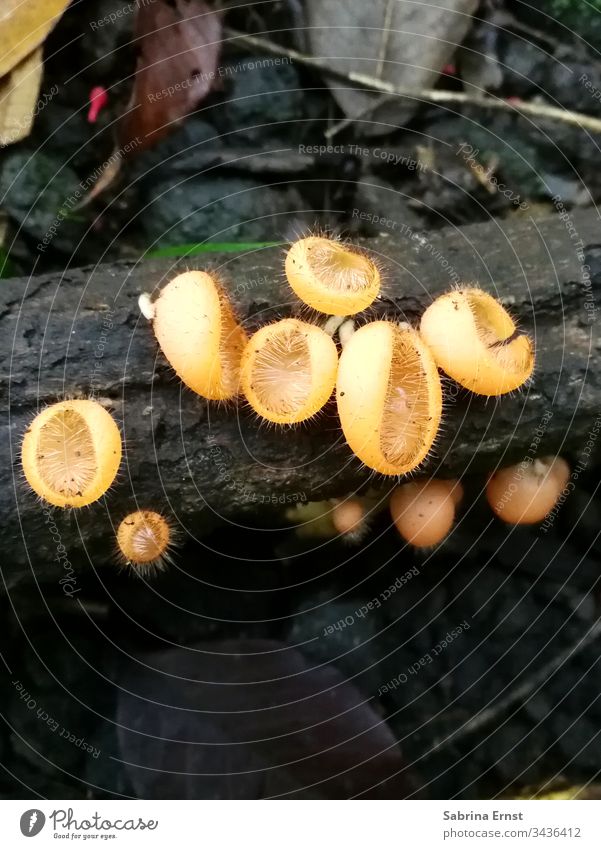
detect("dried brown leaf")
[74,153,124,209]
[118,0,222,154]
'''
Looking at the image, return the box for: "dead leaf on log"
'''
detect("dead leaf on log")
[306,0,478,135]
[0,47,44,146]
[118,0,223,154]
[0,0,71,77]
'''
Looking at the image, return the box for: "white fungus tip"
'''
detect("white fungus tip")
[323,315,347,337]
[138,293,155,321]
[338,318,356,348]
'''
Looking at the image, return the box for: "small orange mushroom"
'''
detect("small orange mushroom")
[21,399,122,508]
[420,287,534,395]
[285,236,380,315]
[390,479,458,548]
[150,270,247,401]
[240,318,338,424]
[336,321,442,475]
[116,510,173,575]
[486,455,570,524]
[331,498,366,535]
[449,479,465,507]
[331,497,370,543]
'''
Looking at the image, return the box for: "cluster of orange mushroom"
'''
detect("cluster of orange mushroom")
[389,454,571,549]
[20,234,569,567]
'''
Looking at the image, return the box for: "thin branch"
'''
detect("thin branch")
[325,93,395,139]
[375,0,394,80]
[225,28,601,136]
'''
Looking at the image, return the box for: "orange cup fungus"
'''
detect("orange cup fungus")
[486,455,570,525]
[336,321,442,475]
[390,478,459,548]
[21,399,122,508]
[420,287,534,396]
[116,509,172,575]
[331,497,369,542]
[151,270,247,401]
[449,479,465,507]
[240,318,338,424]
[285,236,380,315]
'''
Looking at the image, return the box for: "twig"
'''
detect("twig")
[425,617,601,756]
[375,0,394,80]
[225,27,601,136]
[325,93,395,139]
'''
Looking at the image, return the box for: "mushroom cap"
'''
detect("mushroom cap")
[390,479,456,548]
[117,510,171,566]
[420,287,534,396]
[336,321,442,475]
[21,399,122,508]
[486,456,570,524]
[285,236,380,315]
[153,270,247,400]
[240,318,339,424]
[448,479,465,507]
[331,498,366,536]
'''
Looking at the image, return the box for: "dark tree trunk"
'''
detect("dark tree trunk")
[2,211,599,589]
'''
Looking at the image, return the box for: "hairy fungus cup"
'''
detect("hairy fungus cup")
[151,270,247,400]
[117,510,172,575]
[336,321,442,475]
[486,456,570,524]
[390,479,458,548]
[420,287,534,395]
[240,318,338,424]
[285,236,380,315]
[21,399,122,508]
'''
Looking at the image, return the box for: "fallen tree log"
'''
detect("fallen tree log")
[1,210,599,589]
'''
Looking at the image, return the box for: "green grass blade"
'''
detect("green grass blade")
[146,241,283,259]
[0,246,16,279]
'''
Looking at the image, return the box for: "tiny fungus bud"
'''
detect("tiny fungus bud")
[390,478,457,548]
[486,455,570,524]
[285,500,338,539]
[21,399,122,508]
[285,236,380,315]
[419,287,534,395]
[241,318,338,424]
[331,497,369,543]
[116,510,172,575]
[336,321,442,475]
[152,270,247,400]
